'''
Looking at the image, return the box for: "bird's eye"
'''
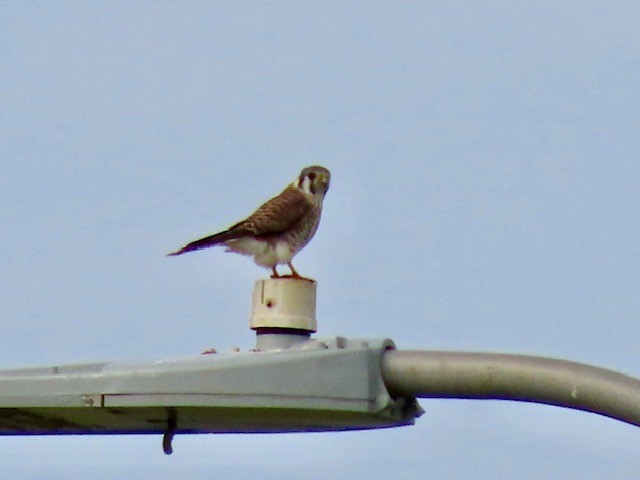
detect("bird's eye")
[308,172,317,181]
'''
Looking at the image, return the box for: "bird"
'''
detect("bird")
[168,165,331,279]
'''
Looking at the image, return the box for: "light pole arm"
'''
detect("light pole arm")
[381,350,640,427]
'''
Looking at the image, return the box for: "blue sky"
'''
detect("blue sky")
[2,2,639,478]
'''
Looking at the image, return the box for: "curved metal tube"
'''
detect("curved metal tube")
[381,350,640,427]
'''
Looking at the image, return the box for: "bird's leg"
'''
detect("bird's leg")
[287,262,302,278]
[277,263,313,281]
[271,266,280,278]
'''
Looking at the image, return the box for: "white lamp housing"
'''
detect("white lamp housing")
[250,278,317,332]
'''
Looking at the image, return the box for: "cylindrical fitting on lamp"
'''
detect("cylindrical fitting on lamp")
[250,278,317,333]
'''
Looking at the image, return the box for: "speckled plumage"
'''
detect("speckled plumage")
[168,166,330,278]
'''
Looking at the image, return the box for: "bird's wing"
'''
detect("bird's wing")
[229,185,311,237]
[167,186,310,256]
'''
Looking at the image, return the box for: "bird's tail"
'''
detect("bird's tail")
[167,230,237,257]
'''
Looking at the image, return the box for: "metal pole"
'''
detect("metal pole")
[381,350,640,427]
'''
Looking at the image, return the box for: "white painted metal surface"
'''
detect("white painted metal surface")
[250,278,317,332]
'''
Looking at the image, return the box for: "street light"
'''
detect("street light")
[0,278,638,455]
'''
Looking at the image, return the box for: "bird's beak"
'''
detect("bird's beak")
[318,175,330,190]
[318,174,329,185]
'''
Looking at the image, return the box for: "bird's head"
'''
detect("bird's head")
[297,165,331,200]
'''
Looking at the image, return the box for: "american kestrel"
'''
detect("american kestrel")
[168,166,331,279]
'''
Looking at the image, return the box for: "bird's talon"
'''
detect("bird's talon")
[278,273,315,282]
